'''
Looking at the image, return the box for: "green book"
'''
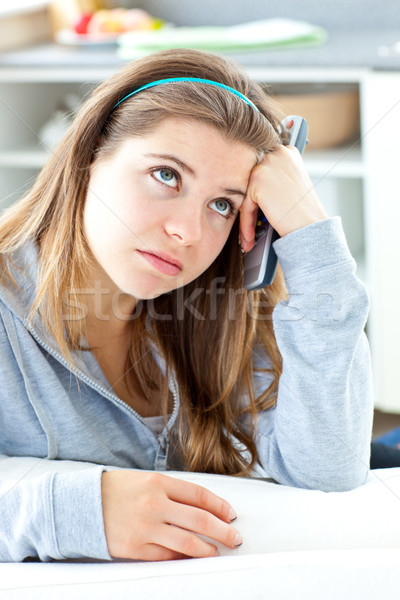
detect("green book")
[117,18,327,59]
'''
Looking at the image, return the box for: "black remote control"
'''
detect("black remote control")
[243,116,309,290]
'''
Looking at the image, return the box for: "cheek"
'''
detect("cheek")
[85,179,138,241]
[83,195,101,247]
[84,195,128,265]
[199,226,233,269]
[118,178,164,227]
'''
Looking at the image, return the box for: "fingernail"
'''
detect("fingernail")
[234,532,243,547]
[229,507,237,521]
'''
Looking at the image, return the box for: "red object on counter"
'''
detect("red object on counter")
[74,13,94,35]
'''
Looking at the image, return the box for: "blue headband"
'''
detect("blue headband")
[113,77,260,112]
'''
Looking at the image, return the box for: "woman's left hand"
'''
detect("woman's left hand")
[239,145,329,252]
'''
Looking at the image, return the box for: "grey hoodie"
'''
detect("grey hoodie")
[0,217,373,561]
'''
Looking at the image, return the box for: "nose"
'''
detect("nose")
[163,202,203,245]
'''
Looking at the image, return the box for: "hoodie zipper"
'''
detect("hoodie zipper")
[26,322,179,441]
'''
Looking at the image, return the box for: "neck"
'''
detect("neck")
[81,264,139,341]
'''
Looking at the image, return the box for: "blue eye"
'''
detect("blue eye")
[210,198,235,218]
[152,168,178,188]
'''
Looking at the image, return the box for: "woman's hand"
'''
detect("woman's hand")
[239,145,329,252]
[101,470,241,561]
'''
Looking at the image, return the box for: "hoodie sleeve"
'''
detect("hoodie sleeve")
[0,459,111,562]
[253,217,374,492]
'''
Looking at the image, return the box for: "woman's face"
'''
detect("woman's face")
[83,117,257,304]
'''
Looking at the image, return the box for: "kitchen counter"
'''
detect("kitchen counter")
[0,28,399,72]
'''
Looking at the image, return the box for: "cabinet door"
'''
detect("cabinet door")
[0,80,96,209]
[362,72,400,412]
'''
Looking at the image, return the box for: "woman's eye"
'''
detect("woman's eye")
[152,168,178,188]
[210,198,236,218]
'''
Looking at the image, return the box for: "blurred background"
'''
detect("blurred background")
[0,0,400,433]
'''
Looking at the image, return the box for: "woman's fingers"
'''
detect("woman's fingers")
[255,147,327,236]
[239,145,328,247]
[239,192,259,253]
[156,523,220,558]
[139,543,186,562]
[163,475,237,524]
[164,501,242,551]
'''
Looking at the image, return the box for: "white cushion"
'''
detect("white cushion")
[2,457,400,599]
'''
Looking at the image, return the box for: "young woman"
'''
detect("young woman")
[0,48,373,562]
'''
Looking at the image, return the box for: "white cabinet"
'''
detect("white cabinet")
[0,64,398,412]
[251,67,400,413]
[361,72,400,413]
[0,69,99,206]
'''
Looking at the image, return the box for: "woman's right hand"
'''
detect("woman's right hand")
[101,470,242,560]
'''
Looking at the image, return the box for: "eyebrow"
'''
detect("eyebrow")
[223,188,246,199]
[144,153,195,176]
[144,152,247,198]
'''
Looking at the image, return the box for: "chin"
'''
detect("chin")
[140,284,181,300]
[122,282,174,301]
[125,274,190,300]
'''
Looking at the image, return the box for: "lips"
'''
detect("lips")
[149,250,183,270]
[137,249,183,276]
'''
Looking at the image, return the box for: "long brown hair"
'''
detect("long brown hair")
[0,49,286,475]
